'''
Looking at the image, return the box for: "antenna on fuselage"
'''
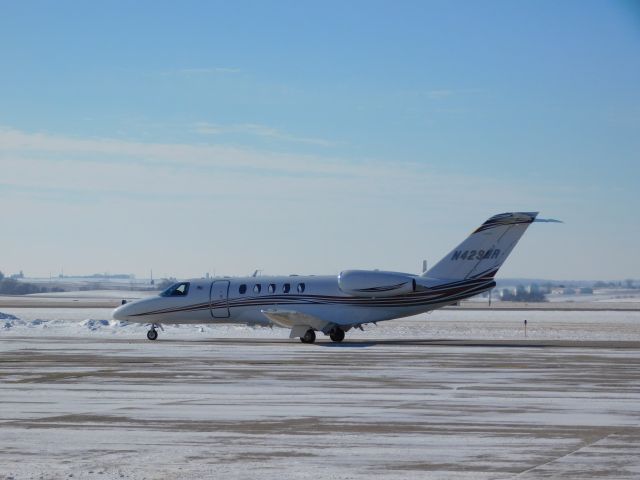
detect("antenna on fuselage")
[252,269,262,277]
[422,260,428,274]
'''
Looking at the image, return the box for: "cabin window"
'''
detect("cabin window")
[297,283,306,293]
[159,282,190,297]
[239,284,247,295]
[253,284,262,294]
[268,283,276,294]
[283,283,290,294]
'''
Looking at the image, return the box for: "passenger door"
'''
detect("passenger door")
[210,280,230,318]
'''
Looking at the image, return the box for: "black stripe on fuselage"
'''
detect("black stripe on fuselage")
[128,278,495,317]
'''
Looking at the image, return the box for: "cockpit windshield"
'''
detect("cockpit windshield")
[159,282,190,297]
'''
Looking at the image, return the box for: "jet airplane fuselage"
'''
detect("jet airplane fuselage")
[113,212,547,343]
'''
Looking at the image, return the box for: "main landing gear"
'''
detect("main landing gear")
[329,327,345,343]
[300,329,316,344]
[146,323,162,341]
[299,327,346,344]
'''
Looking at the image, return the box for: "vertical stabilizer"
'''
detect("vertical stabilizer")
[424,212,538,280]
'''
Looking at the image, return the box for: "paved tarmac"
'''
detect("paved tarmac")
[1,336,640,479]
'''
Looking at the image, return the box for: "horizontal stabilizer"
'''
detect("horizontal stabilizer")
[534,218,563,223]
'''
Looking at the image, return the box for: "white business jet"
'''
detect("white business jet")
[113,212,547,343]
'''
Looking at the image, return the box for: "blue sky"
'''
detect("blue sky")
[1,0,638,280]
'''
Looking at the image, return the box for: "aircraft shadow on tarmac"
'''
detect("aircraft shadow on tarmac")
[316,339,549,348]
[316,339,640,349]
[157,338,636,349]
[181,338,555,348]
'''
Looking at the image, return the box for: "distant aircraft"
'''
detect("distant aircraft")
[113,212,547,343]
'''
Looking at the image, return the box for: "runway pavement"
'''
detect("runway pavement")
[1,335,639,479]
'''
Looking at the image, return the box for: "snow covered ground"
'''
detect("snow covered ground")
[1,307,639,342]
[1,308,640,479]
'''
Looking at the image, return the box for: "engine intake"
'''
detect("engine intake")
[338,270,416,297]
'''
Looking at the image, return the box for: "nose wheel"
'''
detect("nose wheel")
[146,327,159,341]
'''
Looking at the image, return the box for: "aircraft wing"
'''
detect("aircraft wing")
[260,309,331,338]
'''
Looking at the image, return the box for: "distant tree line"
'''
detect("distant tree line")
[594,280,637,289]
[0,270,65,295]
[77,273,135,279]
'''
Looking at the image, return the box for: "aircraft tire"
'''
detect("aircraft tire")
[147,329,158,341]
[300,329,316,344]
[329,328,345,343]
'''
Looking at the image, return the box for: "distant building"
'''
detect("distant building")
[501,284,547,302]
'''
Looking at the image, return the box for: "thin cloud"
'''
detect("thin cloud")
[398,88,484,100]
[427,89,454,99]
[194,121,337,147]
[161,67,242,76]
[0,125,554,214]
[0,125,546,198]
[0,126,351,177]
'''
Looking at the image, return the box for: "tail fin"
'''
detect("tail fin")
[424,212,538,280]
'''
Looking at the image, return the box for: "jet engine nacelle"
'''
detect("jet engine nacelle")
[338,270,416,297]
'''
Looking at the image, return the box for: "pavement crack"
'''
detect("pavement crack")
[508,431,616,479]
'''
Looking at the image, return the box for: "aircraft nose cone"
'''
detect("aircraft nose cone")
[112,303,130,321]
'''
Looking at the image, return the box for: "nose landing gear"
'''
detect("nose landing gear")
[146,323,162,341]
